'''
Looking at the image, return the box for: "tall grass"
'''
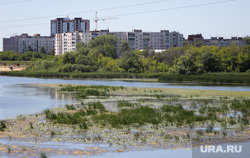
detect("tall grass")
[94,106,162,128]
[117,100,136,108]
[0,71,162,79]
[158,73,250,84]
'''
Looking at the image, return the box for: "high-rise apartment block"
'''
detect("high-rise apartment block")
[3,34,54,54]
[51,17,90,36]
[187,34,245,47]
[55,29,184,55]
[203,37,245,47]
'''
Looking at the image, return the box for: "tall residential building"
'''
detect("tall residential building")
[186,34,245,47]
[3,34,54,54]
[187,34,204,45]
[55,29,183,56]
[51,17,90,36]
[203,37,245,47]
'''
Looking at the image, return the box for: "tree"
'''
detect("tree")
[22,52,33,61]
[48,48,55,56]
[120,41,130,55]
[201,51,220,72]
[40,46,46,55]
[27,46,33,52]
[175,55,198,75]
[118,50,143,73]
[63,52,76,64]
[243,36,250,45]
[88,35,118,59]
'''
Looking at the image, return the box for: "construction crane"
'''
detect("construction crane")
[94,12,118,31]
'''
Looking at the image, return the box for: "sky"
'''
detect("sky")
[0,0,249,51]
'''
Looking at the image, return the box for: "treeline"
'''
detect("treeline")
[1,35,250,75]
[0,51,54,61]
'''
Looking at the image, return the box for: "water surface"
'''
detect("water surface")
[1,76,250,119]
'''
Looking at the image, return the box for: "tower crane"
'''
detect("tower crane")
[94,12,118,31]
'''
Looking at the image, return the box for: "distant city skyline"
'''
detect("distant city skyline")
[0,0,249,51]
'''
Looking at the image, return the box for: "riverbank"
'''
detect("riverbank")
[0,66,25,72]
[0,84,249,157]
[1,71,250,85]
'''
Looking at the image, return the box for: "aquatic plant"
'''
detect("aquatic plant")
[0,120,7,131]
[94,106,162,128]
[7,146,11,154]
[196,130,204,136]
[117,100,135,108]
[39,152,47,158]
[29,122,33,129]
[66,104,76,110]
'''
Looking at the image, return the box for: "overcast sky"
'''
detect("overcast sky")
[0,0,249,51]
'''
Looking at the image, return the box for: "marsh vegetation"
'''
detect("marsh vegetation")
[0,84,249,157]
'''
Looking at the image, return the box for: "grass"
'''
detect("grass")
[66,104,76,110]
[0,71,162,79]
[158,73,250,84]
[117,100,136,108]
[60,85,124,99]
[94,106,162,128]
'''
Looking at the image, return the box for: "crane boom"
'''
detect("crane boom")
[94,12,118,31]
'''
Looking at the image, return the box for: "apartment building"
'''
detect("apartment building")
[3,34,54,54]
[51,17,90,36]
[55,29,183,55]
[187,34,245,47]
[203,37,245,47]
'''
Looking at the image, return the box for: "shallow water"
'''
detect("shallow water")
[0,76,250,157]
[1,76,250,119]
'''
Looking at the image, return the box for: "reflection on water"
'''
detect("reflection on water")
[0,84,74,119]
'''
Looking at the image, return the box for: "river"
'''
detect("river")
[1,76,250,119]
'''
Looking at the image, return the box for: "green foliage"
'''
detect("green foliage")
[0,120,7,131]
[94,106,162,128]
[119,50,143,73]
[120,40,130,55]
[196,129,204,136]
[40,46,46,55]
[158,73,250,84]
[117,100,135,108]
[66,104,76,110]
[27,45,33,52]
[39,152,48,158]
[88,102,106,113]
[202,51,220,72]
[44,109,86,125]
[243,36,250,45]
[0,51,22,60]
[89,35,118,59]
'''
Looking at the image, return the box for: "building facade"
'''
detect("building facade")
[3,34,54,54]
[203,37,245,47]
[187,34,245,47]
[55,29,183,55]
[51,17,90,36]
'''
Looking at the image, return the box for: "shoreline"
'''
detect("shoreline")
[1,71,250,85]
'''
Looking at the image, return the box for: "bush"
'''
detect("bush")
[0,120,7,131]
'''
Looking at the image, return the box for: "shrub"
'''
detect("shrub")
[0,120,7,132]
